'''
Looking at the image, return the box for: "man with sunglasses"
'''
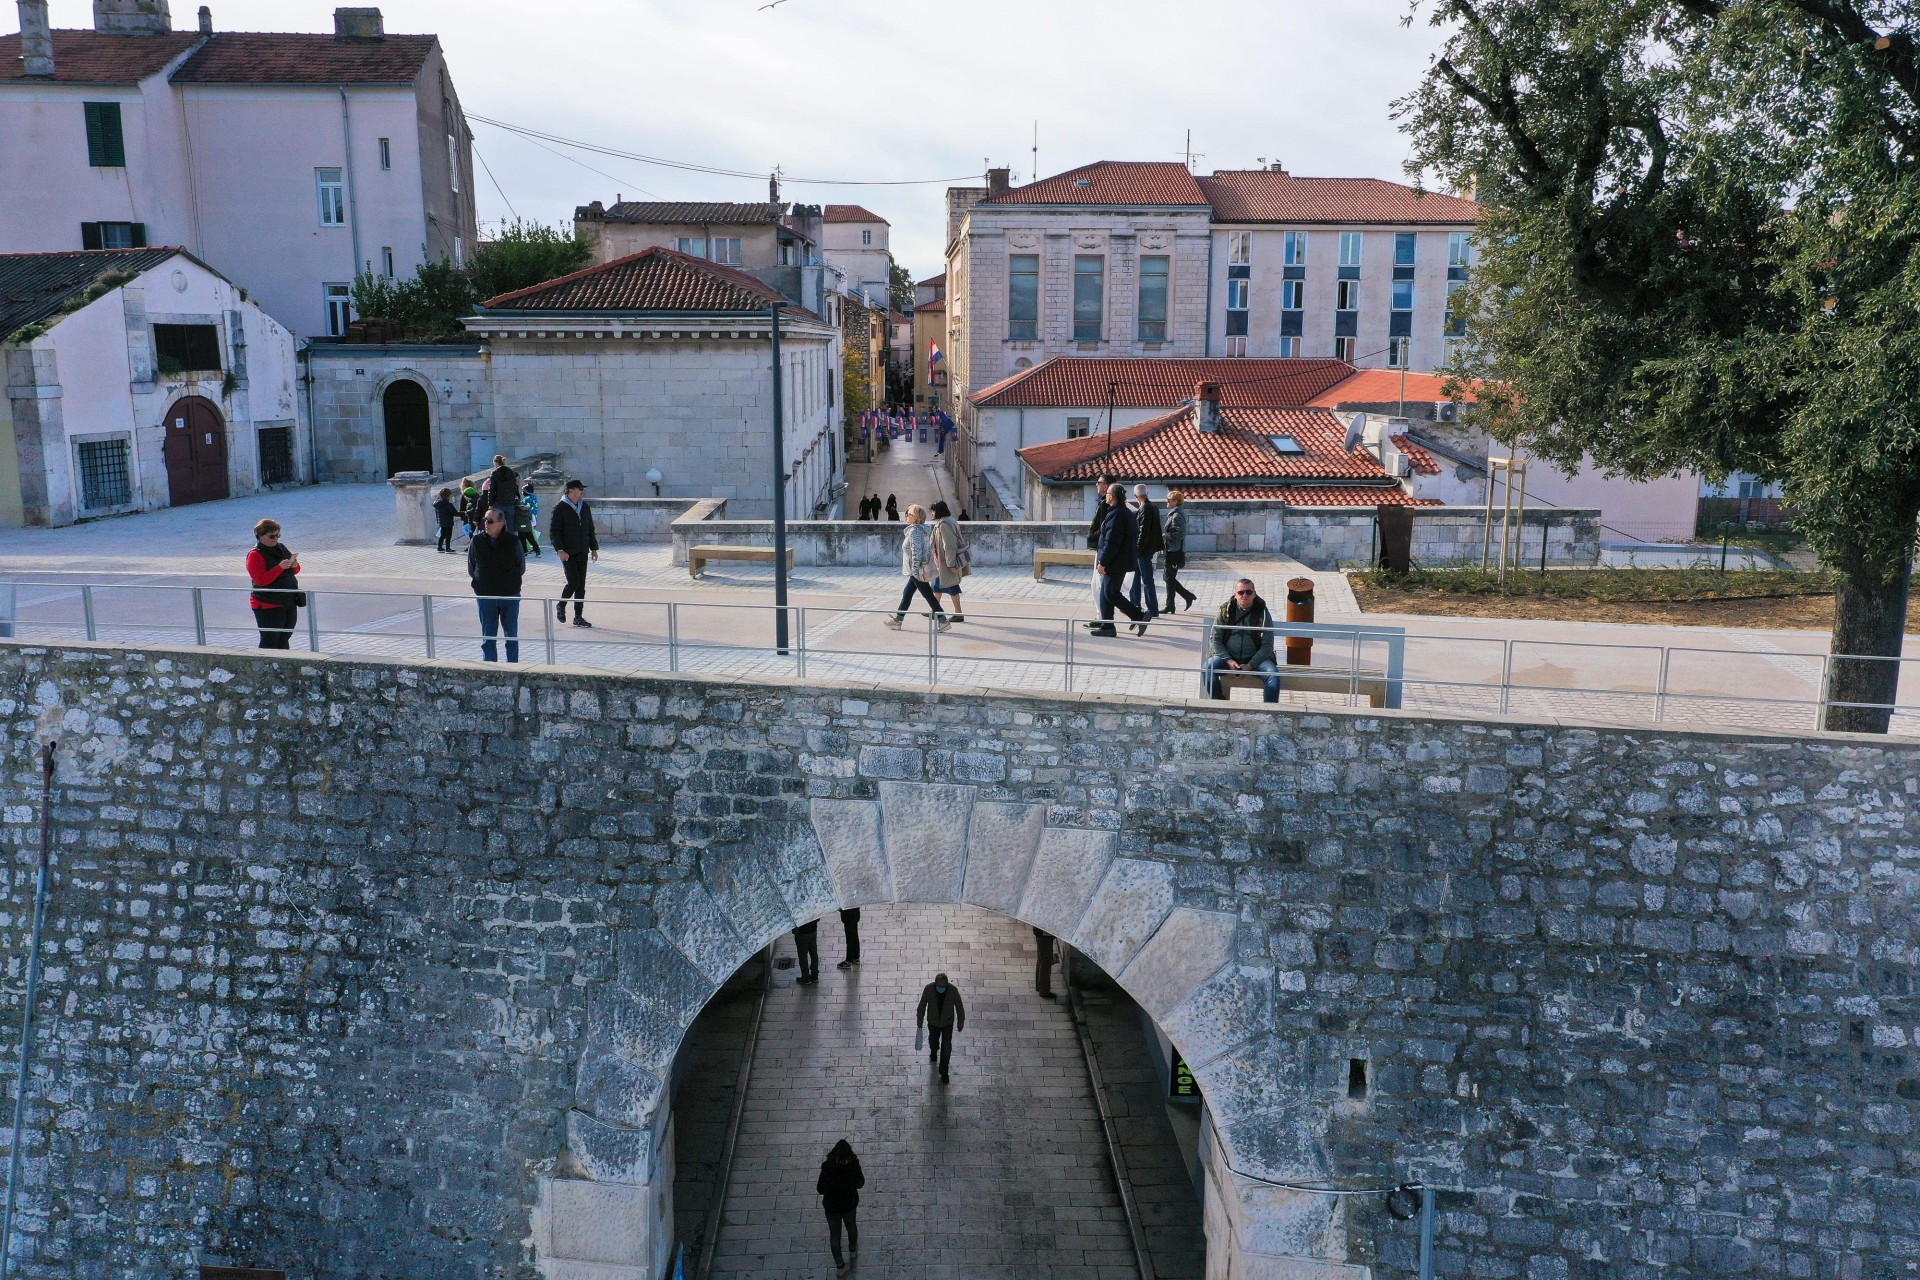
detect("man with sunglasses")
[1204,578,1280,701]
[467,507,526,663]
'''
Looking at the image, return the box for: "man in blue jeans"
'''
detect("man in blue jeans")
[467,508,526,662]
[1204,578,1280,701]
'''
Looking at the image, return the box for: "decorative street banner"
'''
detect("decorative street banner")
[1169,1045,1200,1099]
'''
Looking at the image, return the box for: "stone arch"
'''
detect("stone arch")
[537,781,1339,1279]
[369,368,442,477]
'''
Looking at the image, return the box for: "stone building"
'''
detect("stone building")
[818,203,892,307]
[573,197,842,318]
[912,271,946,411]
[0,246,303,525]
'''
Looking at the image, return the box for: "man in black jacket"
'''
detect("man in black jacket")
[816,1139,865,1273]
[1129,484,1164,619]
[1084,473,1112,617]
[467,507,526,663]
[916,972,967,1083]
[1092,484,1148,637]
[548,479,599,628]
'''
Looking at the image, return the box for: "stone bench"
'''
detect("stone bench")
[1213,667,1392,708]
[688,545,797,579]
[1033,547,1096,580]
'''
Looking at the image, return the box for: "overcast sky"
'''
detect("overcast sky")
[37,0,1452,279]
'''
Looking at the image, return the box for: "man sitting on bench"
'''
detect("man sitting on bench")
[1204,578,1281,703]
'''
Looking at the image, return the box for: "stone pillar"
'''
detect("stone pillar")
[389,471,435,545]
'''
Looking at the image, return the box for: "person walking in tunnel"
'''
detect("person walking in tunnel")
[885,493,900,521]
[916,971,966,1083]
[794,917,820,985]
[836,907,861,970]
[1033,928,1058,999]
[816,1138,865,1273]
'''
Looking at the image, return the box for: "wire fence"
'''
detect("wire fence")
[2,579,1916,739]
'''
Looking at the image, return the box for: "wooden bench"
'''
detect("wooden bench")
[1033,547,1097,580]
[688,545,797,578]
[1213,667,1393,708]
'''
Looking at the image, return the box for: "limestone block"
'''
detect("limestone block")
[1232,1255,1370,1280]
[1072,858,1176,976]
[879,781,974,903]
[1161,963,1277,1069]
[697,840,798,953]
[1230,1184,1352,1271]
[1205,1038,1318,1144]
[768,819,839,925]
[1017,827,1115,938]
[648,880,747,985]
[585,985,686,1076]
[960,801,1045,915]
[811,798,893,905]
[542,1176,651,1265]
[612,929,715,1031]
[1118,907,1238,1021]
[574,1045,664,1128]
[566,1110,653,1186]
[542,1262,649,1280]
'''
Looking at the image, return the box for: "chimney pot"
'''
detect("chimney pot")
[1194,381,1223,434]
[197,4,210,33]
[16,0,53,76]
[987,167,1011,198]
[333,6,383,39]
[92,0,171,34]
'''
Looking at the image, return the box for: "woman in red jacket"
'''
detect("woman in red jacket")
[245,518,302,649]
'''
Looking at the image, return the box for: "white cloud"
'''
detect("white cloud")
[36,0,1450,278]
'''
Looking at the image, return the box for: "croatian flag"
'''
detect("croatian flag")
[929,340,944,369]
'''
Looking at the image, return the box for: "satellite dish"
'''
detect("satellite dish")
[1342,413,1365,453]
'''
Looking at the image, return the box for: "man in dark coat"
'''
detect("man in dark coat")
[467,507,526,663]
[816,1138,865,1273]
[1129,484,1164,618]
[548,479,600,628]
[794,918,820,984]
[486,454,520,525]
[1084,473,1112,617]
[1092,484,1148,637]
[916,972,967,1083]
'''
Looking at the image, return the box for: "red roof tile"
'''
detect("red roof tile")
[972,357,1356,409]
[1306,368,1475,408]
[0,29,201,82]
[579,201,784,226]
[823,204,887,224]
[986,161,1209,206]
[917,272,946,286]
[1019,405,1392,485]
[480,247,797,313]
[1177,484,1440,506]
[1389,434,1443,476]
[1199,172,1481,224]
[171,31,436,84]
[913,299,946,314]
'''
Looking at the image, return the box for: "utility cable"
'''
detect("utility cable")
[472,140,519,220]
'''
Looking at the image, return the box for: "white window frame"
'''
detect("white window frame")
[1227,231,1252,265]
[1278,337,1301,357]
[1224,335,1248,358]
[1226,279,1250,310]
[324,283,352,337]
[447,134,460,194]
[1336,279,1360,311]
[862,229,872,245]
[1066,417,1091,440]
[1392,280,1414,312]
[1339,232,1363,268]
[1283,231,1307,266]
[677,237,708,258]
[1281,279,1305,310]
[1448,231,1471,268]
[1334,336,1357,361]
[317,168,346,227]
[1386,337,1410,367]
[454,236,465,269]
[713,237,743,265]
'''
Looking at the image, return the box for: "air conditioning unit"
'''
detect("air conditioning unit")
[1393,455,1412,478]
[1435,402,1459,423]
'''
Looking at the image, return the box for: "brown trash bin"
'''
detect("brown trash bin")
[1377,505,1414,573]
[1284,577,1314,666]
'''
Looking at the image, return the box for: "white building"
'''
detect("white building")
[818,204,893,309]
[0,1,477,340]
[0,247,304,526]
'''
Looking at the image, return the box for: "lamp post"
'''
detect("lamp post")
[769,301,791,654]
[1353,342,1410,418]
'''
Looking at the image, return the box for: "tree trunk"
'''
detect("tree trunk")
[1824,555,1913,734]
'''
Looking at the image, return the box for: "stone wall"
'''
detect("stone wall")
[306,344,492,484]
[0,640,1916,1279]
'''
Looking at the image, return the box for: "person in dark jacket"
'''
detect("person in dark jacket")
[245,518,301,649]
[549,479,600,628]
[793,917,820,984]
[816,1138,865,1273]
[1129,484,1164,619]
[487,454,520,525]
[467,507,526,663]
[1161,490,1199,613]
[1084,473,1113,617]
[885,493,900,521]
[1204,578,1280,701]
[916,972,967,1082]
[432,488,458,553]
[1033,927,1058,999]
[1092,485,1148,637]
[836,907,861,970]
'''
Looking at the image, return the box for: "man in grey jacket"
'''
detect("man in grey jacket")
[916,972,966,1083]
[1204,578,1280,701]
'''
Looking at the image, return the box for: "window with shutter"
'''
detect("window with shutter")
[81,222,103,250]
[83,103,125,168]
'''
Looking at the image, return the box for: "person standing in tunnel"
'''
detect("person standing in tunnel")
[1033,928,1058,999]
[794,917,820,985]
[816,1138,865,1274]
[916,971,966,1083]
[836,907,861,969]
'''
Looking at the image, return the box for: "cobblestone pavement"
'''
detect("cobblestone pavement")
[843,435,964,521]
[707,905,1136,1280]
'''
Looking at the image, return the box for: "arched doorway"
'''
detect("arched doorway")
[161,395,230,507]
[382,380,433,476]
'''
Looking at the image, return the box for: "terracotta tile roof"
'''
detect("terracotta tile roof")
[971,357,1356,409]
[170,32,436,84]
[1177,484,1440,506]
[576,201,783,225]
[479,247,799,314]
[913,299,946,314]
[1306,368,1475,408]
[0,29,201,82]
[1389,434,1443,476]
[823,204,887,224]
[1018,404,1393,487]
[985,161,1209,206]
[0,247,181,334]
[1199,172,1481,224]
[917,272,946,286]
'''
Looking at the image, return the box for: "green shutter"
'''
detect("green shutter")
[130,223,146,248]
[81,222,103,251]
[84,103,125,168]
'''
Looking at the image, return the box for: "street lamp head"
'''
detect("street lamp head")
[646,467,663,497]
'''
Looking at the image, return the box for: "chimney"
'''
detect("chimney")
[92,0,171,34]
[769,172,781,205]
[986,167,1011,199]
[1194,382,1223,434]
[16,0,53,76]
[197,4,210,33]
[333,6,384,40]
[1268,162,1287,173]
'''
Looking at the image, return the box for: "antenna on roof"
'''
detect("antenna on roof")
[1032,120,1039,184]
[1181,130,1205,172]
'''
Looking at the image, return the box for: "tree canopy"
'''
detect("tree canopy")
[1399,0,1920,731]
[350,220,591,342]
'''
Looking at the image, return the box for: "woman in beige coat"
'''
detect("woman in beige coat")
[929,500,970,623]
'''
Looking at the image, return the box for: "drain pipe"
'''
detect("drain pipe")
[0,743,56,1280]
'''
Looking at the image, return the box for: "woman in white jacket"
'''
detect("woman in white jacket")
[883,505,950,630]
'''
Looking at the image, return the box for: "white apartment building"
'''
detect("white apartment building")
[0,1,477,340]
[818,204,892,308]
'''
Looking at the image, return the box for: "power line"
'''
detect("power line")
[504,125,661,203]
[472,140,518,220]
[468,113,980,187]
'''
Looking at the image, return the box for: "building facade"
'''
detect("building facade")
[0,2,478,340]
[0,247,304,526]
[573,199,845,319]
[912,272,947,411]
[818,204,892,308]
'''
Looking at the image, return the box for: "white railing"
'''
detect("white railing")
[2,579,1915,738]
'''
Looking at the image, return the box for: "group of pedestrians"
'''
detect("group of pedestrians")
[883,500,970,630]
[1083,476,1199,638]
[855,493,899,521]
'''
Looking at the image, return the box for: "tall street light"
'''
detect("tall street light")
[769,301,790,654]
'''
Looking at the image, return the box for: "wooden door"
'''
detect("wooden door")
[162,396,230,507]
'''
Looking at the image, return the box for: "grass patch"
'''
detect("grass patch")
[1351,565,1840,603]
